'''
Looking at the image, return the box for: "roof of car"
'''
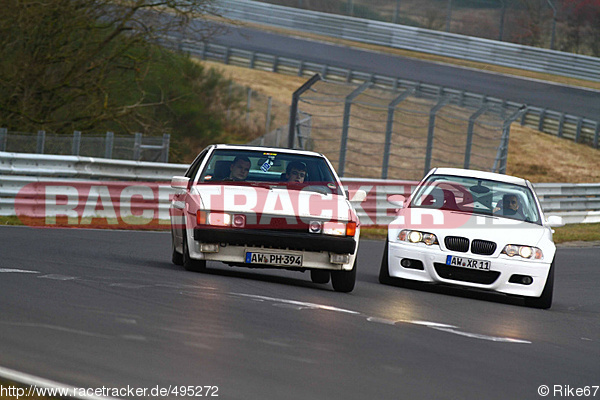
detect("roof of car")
[211,144,325,157]
[428,167,529,186]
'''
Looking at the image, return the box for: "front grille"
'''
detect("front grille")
[434,263,500,285]
[444,236,469,252]
[471,239,497,256]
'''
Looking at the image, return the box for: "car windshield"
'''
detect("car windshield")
[409,174,542,225]
[197,149,343,195]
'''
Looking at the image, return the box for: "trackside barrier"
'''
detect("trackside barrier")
[1,152,598,226]
[161,39,599,149]
[213,0,600,83]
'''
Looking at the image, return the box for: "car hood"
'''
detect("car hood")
[193,184,355,222]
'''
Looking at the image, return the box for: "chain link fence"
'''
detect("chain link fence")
[257,77,526,181]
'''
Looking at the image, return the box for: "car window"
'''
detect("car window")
[410,174,541,224]
[184,149,208,180]
[197,149,343,195]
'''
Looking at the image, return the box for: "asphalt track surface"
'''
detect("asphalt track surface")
[207,24,600,120]
[1,226,598,399]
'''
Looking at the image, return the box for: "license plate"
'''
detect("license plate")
[446,255,490,271]
[245,252,302,266]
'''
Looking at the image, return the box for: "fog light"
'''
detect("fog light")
[233,214,246,227]
[330,254,350,264]
[401,259,412,268]
[199,243,219,253]
[309,221,322,234]
[522,276,533,285]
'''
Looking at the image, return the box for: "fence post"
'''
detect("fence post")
[162,133,170,163]
[464,103,490,169]
[133,132,142,160]
[246,88,252,125]
[339,81,371,177]
[494,106,528,174]
[72,131,81,155]
[265,96,272,135]
[424,97,451,176]
[37,130,46,154]
[0,128,7,152]
[105,131,114,159]
[288,74,321,149]
[382,87,415,179]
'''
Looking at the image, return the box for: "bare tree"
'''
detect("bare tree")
[0,0,224,134]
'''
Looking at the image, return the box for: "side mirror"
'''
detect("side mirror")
[388,194,406,209]
[171,176,190,190]
[546,215,565,228]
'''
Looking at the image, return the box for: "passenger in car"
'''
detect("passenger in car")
[495,194,525,219]
[284,161,307,183]
[226,156,251,181]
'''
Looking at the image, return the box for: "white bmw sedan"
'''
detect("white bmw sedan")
[170,144,365,292]
[380,168,564,308]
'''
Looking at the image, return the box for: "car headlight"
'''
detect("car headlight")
[398,230,438,246]
[502,244,543,259]
[197,212,245,227]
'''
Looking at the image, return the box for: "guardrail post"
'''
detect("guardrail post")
[594,122,599,149]
[575,117,583,143]
[424,96,451,175]
[538,108,546,131]
[250,52,256,69]
[72,131,81,155]
[224,47,231,64]
[288,73,321,149]
[382,87,415,179]
[339,81,371,177]
[162,133,170,163]
[298,60,304,77]
[0,128,7,151]
[557,113,565,138]
[37,130,46,154]
[105,131,114,159]
[273,56,279,73]
[133,132,142,160]
[464,103,490,169]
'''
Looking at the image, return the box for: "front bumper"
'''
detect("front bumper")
[387,241,552,297]
[188,228,358,271]
[194,228,357,254]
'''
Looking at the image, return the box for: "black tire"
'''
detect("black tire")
[310,269,330,284]
[182,232,207,273]
[171,229,183,266]
[331,259,356,293]
[524,260,554,309]
[379,238,394,285]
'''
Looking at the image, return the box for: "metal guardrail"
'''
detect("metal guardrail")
[1,152,598,225]
[168,39,599,149]
[214,0,600,83]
